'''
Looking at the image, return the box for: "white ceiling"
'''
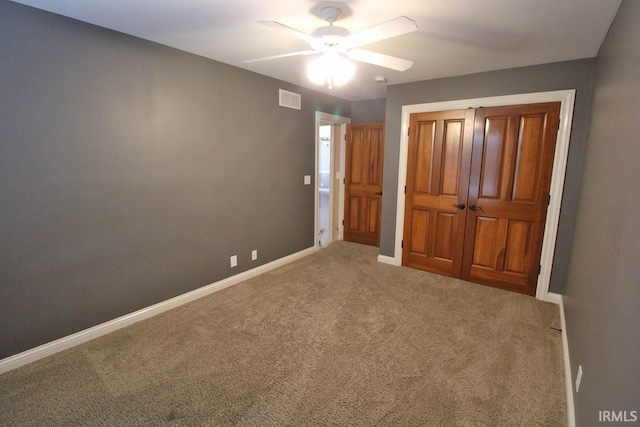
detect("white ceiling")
[11,0,621,101]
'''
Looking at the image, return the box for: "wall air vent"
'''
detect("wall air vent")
[279,89,301,110]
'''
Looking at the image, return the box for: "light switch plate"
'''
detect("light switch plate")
[304,175,311,185]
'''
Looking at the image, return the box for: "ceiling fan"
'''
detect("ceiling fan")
[245,6,418,88]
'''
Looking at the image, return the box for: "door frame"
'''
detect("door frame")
[387,90,575,301]
[315,111,351,250]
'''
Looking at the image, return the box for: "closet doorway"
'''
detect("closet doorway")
[403,103,560,296]
[391,91,576,300]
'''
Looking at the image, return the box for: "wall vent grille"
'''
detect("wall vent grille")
[279,89,301,110]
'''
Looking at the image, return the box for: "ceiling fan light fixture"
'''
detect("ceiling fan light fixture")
[307,53,355,89]
[250,10,417,90]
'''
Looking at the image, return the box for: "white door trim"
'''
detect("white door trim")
[315,112,351,249]
[336,123,347,240]
[391,90,576,301]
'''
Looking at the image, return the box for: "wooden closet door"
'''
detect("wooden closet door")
[462,102,560,295]
[344,122,384,246]
[402,110,475,276]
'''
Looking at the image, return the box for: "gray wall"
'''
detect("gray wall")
[0,1,350,359]
[351,98,386,123]
[564,1,640,424]
[380,59,596,294]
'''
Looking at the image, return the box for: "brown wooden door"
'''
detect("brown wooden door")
[402,102,560,296]
[402,110,475,276]
[462,103,560,295]
[344,122,384,246]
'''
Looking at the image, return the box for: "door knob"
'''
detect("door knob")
[469,205,483,211]
[452,203,466,210]
[375,191,383,195]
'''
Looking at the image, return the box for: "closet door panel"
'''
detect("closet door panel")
[503,219,533,274]
[479,116,509,199]
[512,113,546,202]
[462,102,560,295]
[402,109,474,277]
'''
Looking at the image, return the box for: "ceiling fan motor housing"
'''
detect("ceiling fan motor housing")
[311,25,350,38]
[311,25,350,50]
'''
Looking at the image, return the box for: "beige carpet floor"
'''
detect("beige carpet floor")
[0,241,566,426]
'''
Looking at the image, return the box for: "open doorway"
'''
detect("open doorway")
[315,112,350,250]
[318,124,331,248]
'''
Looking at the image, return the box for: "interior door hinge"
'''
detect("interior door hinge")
[401,240,404,249]
[548,194,551,206]
[404,185,407,194]
[557,120,561,130]
[342,219,344,225]
[538,265,542,275]
[407,127,410,136]
[343,178,346,184]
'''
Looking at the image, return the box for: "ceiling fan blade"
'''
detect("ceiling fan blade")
[347,49,414,71]
[244,50,318,64]
[258,20,318,48]
[343,16,418,49]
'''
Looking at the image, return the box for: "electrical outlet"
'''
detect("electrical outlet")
[251,250,258,261]
[230,255,237,268]
[576,365,583,392]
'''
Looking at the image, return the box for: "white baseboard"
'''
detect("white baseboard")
[547,292,575,427]
[0,246,316,374]
[377,254,401,266]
